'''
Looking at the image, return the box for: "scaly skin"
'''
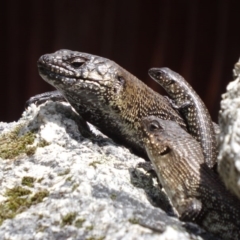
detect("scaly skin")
[141,116,240,240]
[35,49,187,158]
[148,68,217,168]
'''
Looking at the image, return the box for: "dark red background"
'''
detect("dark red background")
[1,0,240,122]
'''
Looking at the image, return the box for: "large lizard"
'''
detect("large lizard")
[27,49,186,158]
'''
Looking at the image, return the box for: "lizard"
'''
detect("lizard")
[27,49,187,158]
[148,67,217,169]
[141,115,240,240]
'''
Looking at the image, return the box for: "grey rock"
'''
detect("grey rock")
[218,59,240,200]
[0,102,216,240]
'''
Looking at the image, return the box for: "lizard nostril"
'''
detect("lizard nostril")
[38,66,46,73]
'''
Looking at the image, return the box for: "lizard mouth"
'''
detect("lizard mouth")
[38,64,102,90]
[38,65,77,86]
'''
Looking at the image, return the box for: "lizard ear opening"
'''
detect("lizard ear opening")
[113,76,125,94]
[164,78,175,86]
[117,76,125,85]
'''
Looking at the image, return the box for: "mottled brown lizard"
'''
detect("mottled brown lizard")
[27,50,187,158]
[141,115,240,240]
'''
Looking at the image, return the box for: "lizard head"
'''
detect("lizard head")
[148,67,184,98]
[141,116,172,159]
[37,49,129,108]
[141,116,205,170]
[141,116,189,160]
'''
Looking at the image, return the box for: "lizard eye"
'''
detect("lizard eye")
[148,121,161,132]
[70,58,85,68]
[154,71,162,78]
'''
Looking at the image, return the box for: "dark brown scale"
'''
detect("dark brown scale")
[141,116,240,240]
[34,50,187,158]
[148,67,217,168]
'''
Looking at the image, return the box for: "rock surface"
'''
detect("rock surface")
[218,59,240,199]
[0,102,214,240]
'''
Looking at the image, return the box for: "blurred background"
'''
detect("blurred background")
[1,0,240,122]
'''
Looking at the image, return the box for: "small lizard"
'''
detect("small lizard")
[30,49,187,158]
[141,116,240,240]
[148,68,217,169]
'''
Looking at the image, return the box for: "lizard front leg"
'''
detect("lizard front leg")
[178,198,202,222]
[25,90,66,108]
